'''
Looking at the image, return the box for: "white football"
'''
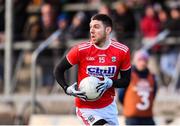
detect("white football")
[79,76,103,101]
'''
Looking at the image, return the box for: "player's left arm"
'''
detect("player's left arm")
[112,48,131,88]
[97,69,131,93]
[112,68,131,88]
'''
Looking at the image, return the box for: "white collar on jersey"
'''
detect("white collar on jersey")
[92,38,112,50]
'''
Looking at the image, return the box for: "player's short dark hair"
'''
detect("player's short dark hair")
[91,14,113,29]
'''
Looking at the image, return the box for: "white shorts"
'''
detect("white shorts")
[76,100,119,125]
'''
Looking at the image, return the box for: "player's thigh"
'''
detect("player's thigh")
[76,109,118,125]
[102,101,119,125]
[76,101,119,125]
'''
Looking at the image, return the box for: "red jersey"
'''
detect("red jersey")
[66,39,131,109]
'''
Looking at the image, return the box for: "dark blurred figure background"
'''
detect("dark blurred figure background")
[112,2,136,52]
[13,0,30,41]
[158,9,169,32]
[39,3,58,39]
[168,8,180,37]
[68,11,89,39]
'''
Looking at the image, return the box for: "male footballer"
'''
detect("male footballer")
[54,14,131,125]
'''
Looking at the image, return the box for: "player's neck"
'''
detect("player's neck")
[96,37,110,48]
[95,38,110,49]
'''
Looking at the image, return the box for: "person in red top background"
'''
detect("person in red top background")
[140,6,160,47]
[54,14,131,125]
[118,49,158,125]
[140,6,160,38]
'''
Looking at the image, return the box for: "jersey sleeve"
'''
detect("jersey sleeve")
[120,49,131,71]
[66,45,79,65]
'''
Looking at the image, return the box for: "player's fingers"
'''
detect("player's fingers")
[71,91,85,97]
[96,83,105,91]
[74,91,86,95]
[77,93,86,97]
[96,82,104,88]
[98,80,105,84]
[96,86,105,93]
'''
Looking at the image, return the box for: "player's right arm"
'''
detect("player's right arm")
[54,46,87,100]
[54,45,78,91]
[54,56,72,92]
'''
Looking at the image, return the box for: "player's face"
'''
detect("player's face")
[90,20,108,45]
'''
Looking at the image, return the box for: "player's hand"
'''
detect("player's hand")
[96,76,113,93]
[66,82,87,101]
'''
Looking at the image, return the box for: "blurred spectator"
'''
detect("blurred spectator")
[57,14,69,44]
[43,0,61,14]
[1,0,29,41]
[14,0,30,40]
[98,3,112,15]
[140,6,160,46]
[113,2,136,41]
[68,11,88,39]
[23,3,58,41]
[23,15,41,41]
[158,9,169,31]
[40,3,57,39]
[38,3,58,89]
[160,47,178,87]
[118,49,157,125]
[52,13,69,62]
[112,2,136,52]
[168,8,180,37]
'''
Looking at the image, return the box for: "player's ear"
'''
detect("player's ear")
[106,27,112,34]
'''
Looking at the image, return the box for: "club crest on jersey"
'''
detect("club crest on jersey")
[86,66,116,77]
[112,56,116,62]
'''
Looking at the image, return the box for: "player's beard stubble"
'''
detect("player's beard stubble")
[91,31,107,47]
